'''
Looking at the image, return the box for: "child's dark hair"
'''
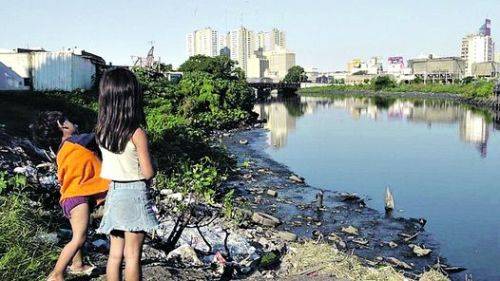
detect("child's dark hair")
[30,111,66,152]
[95,68,145,153]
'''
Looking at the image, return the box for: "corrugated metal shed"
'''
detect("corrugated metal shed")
[0,49,100,91]
[31,52,96,91]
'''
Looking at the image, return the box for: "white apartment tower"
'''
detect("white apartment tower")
[256,28,286,52]
[228,27,257,72]
[186,27,219,57]
[461,19,495,76]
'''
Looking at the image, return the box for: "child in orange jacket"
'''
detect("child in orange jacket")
[31,111,110,281]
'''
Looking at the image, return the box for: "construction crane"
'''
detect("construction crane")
[131,41,161,70]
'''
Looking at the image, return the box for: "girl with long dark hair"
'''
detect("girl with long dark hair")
[95,68,158,281]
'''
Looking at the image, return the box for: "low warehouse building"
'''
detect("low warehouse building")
[0,48,105,91]
[408,56,466,83]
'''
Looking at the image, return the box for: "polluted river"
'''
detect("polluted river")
[231,94,500,281]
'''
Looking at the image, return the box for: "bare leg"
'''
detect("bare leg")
[123,232,145,281]
[106,231,125,281]
[71,249,84,268]
[47,203,90,280]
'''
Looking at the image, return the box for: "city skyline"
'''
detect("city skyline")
[1,0,499,70]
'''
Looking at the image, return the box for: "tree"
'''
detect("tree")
[283,65,307,83]
[179,55,238,80]
[371,75,396,91]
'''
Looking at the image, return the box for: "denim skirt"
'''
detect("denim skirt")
[97,181,159,234]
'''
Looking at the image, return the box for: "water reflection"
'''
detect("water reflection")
[254,96,495,157]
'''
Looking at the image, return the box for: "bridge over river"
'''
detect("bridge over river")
[248,82,300,99]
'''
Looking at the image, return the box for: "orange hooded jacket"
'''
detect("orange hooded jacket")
[56,133,110,202]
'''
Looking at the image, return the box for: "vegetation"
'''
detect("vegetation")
[283,65,307,83]
[299,76,496,99]
[0,54,257,279]
[282,241,449,281]
[0,174,60,281]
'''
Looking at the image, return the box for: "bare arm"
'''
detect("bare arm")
[132,128,155,180]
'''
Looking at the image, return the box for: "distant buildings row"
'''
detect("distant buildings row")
[186,27,296,81]
[305,19,499,85]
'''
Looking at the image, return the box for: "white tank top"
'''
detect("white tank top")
[99,140,145,181]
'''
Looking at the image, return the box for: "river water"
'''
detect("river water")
[254,95,500,281]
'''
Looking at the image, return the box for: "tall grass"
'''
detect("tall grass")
[0,194,60,280]
[299,80,495,99]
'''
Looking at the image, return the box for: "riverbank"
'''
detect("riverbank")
[298,80,495,100]
[298,88,500,122]
[0,124,449,280]
[219,127,453,280]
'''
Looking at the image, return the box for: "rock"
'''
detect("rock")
[266,189,277,197]
[142,244,167,260]
[35,232,59,244]
[312,230,322,238]
[160,189,174,196]
[167,192,184,202]
[92,239,109,249]
[239,139,249,145]
[409,244,432,257]
[388,241,398,248]
[166,245,203,266]
[58,228,72,240]
[338,192,360,202]
[289,174,304,184]
[387,257,413,270]
[326,232,347,249]
[352,238,369,246]
[274,231,297,242]
[251,212,281,227]
[341,225,359,236]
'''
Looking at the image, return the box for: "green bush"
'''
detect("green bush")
[371,75,396,91]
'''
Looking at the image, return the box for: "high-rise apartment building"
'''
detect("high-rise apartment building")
[228,27,254,72]
[186,27,219,57]
[186,27,292,80]
[264,46,296,81]
[461,19,495,76]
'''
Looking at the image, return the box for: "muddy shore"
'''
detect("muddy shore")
[220,126,464,280]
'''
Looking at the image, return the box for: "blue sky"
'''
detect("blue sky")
[1,0,498,70]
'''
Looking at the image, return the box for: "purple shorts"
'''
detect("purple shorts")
[61,192,107,219]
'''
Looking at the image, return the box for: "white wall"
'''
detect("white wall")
[0,51,96,91]
[0,61,29,90]
[0,53,31,78]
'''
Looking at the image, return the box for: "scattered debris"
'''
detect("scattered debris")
[409,244,432,257]
[387,256,413,270]
[92,239,109,249]
[166,245,203,267]
[388,241,398,248]
[274,231,297,242]
[384,186,395,212]
[251,212,281,227]
[341,225,359,236]
[289,174,305,184]
[239,139,249,145]
[266,189,278,197]
[400,232,420,243]
[160,189,174,196]
[352,238,369,246]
